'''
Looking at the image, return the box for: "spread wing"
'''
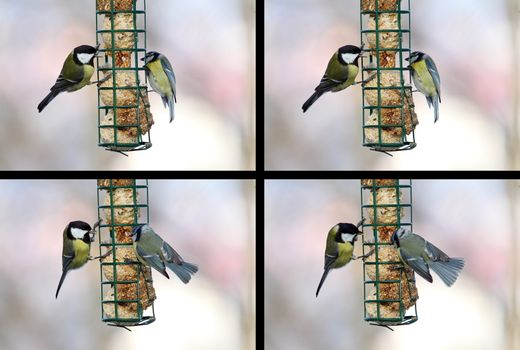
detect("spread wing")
[161,241,184,265]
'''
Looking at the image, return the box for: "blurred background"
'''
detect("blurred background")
[0,180,255,350]
[0,1,255,170]
[265,180,520,349]
[265,0,520,170]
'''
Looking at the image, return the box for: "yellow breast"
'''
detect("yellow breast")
[70,239,90,269]
[332,242,354,268]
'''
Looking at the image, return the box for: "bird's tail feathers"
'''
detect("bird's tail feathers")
[167,97,175,122]
[433,97,440,123]
[38,90,61,113]
[55,270,68,299]
[302,90,325,113]
[315,268,331,297]
[429,258,464,287]
[166,261,198,284]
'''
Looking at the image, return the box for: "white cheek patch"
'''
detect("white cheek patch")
[341,233,357,243]
[341,52,359,64]
[70,227,89,239]
[77,53,94,64]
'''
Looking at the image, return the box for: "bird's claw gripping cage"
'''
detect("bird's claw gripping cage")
[97,179,156,328]
[360,0,418,154]
[96,0,153,153]
[360,179,418,327]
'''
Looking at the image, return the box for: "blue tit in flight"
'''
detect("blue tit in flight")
[391,228,464,286]
[130,224,198,283]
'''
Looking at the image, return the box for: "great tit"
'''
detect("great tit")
[316,220,369,297]
[141,51,177,122]
[406,51,441,123]
[391,228,464,287]
[56,220,102,298]
[302,45,362,113]
[38,45,98,113]
[129,224,198,283]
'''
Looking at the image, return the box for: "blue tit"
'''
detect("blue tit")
[316,221,367,297]
[130,224,198,283]
[141,51,177,122]
[303,45,362,113]
[38,45,98,113]
[56,220,100,298]
[391,228,464,286]
[406,51,441,123]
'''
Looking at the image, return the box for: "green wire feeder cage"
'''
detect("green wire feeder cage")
[96,0,153,153]
[360,0,418,154]
[360,179,418,328]
[97,179,156,328]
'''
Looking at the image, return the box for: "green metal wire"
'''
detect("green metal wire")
[360,0,416,153]
[96,0,152,153]
[360,179,418,327]
[97,179,155,327]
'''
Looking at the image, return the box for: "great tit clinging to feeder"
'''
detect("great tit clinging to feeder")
[142,51,177,123]
[406,51,441,123]
[129,224,198,283]
[302,45,362,113]
[56,220,103,298]
[38,45,98,113]
[391,228,464,287]
[316,220,371,297]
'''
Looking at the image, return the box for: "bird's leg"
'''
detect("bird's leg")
[361,248,375,261]
[353,248,375,261]
[91,74,112,86]
[89,248,113,261]
[354,72,377,86]
[389,263,405,271]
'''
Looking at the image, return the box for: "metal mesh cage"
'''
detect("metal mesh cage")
[96,0,153,153]
[97,179,156,327]
[360,179,418,327]
[360,0,417,154]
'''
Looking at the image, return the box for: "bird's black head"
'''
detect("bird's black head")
[335,222,362,243]
[67,220,93,243]
[337,45,362,66]
[73,45,98,66]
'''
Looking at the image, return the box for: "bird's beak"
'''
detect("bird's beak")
[405,57,410,62]
[140,56,145,62]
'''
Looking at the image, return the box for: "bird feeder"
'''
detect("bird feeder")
[360,179,418,327]
[97,179,156,328]
[360,0,418,153]
[96,0,153,153]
